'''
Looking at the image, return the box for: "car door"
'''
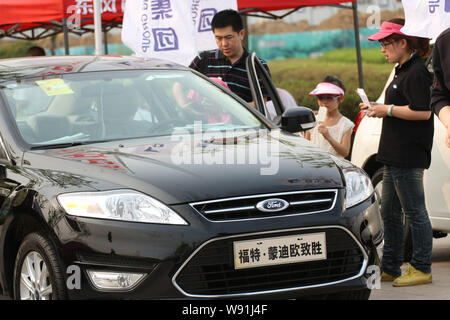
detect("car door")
[245,52,285,123]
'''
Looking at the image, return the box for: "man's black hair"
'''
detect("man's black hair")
[27,46,46,56]
[211,9,244,33]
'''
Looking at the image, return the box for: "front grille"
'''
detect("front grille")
[173,227,366,297]
[191,190,337,222]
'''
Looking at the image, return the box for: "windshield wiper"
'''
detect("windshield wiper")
[30,141,87,150]
[30,138,119,150]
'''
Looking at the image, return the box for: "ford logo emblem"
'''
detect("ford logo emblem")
[256,198,289,212]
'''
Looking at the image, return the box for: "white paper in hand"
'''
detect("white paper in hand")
[356,88,371,114]
[316,106,327,123]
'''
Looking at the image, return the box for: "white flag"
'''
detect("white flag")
[401,0,450,40]
[122,0,196,66]
[191,0,238,52]
[122,0,238,66]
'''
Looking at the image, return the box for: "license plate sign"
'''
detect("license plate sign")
[233,232,326,270]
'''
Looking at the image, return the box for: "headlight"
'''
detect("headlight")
[342,167,374,208]
[330,155,374,208]
[57,190,188,225]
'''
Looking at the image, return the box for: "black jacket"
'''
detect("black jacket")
[431,27,450,116]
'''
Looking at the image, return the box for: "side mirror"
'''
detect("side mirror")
[280,106,316,133]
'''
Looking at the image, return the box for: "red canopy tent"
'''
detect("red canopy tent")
[0,0,64,39]
[0,0,363,85]
[0,0,124,54]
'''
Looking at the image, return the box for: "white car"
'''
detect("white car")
[351,64,450,258]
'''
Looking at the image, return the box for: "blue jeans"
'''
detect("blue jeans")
[381,166,433,276]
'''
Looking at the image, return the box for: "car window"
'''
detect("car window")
[0,70,266,147]
[246,52,284,122]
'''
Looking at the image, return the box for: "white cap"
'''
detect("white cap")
[309,82,345,96]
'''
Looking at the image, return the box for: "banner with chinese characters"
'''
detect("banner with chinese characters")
[122,0,237,66]
[401,0,450,40]
[65,0,125,20]
[192,0,238,52]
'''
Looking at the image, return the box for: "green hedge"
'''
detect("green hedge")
[0,41,36,59]
[268,48,393,121]
[320,47,389,64]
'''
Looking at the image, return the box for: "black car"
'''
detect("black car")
[0,55,382,300]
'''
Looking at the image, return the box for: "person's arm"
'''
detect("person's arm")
[364,62,433,121]
[248,97,268,109]
[173,82,189,108]
[304,130,311,140]
[361,63,432,121]
[438,106,450,147]
[431,30,450,147]
[318,125,353,158]
[364,103,432,121]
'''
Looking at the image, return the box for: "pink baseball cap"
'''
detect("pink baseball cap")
[368,21,406,41]
[309,82,345,96]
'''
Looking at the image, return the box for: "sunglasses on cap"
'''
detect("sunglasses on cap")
[317,95,341,101]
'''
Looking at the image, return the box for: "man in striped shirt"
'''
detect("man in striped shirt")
[189,9,271,108]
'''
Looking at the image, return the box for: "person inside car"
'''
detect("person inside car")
[363,18,434,287]
[173,77,232,124]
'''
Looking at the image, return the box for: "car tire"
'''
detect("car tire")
[372,168,412,262]
[13,232,67,300]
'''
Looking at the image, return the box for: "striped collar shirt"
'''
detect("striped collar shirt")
[189,49,271,103]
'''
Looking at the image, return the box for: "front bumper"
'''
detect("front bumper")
[57,192,382,299]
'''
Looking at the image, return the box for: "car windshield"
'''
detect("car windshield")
[0,69,266,148]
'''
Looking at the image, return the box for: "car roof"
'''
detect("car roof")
[0,55,189,81]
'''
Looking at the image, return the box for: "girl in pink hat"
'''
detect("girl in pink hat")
[363,18,433,288]
[305,75,354,158]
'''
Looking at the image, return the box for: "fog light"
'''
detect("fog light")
[87,270,146,291]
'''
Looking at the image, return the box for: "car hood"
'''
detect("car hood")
[23,130,344,205]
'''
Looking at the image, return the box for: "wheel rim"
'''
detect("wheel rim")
[20,251,53,300]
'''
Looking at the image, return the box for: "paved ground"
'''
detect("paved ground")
[370,235,450,300]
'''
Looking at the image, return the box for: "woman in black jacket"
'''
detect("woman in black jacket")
[361,18,434,287]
